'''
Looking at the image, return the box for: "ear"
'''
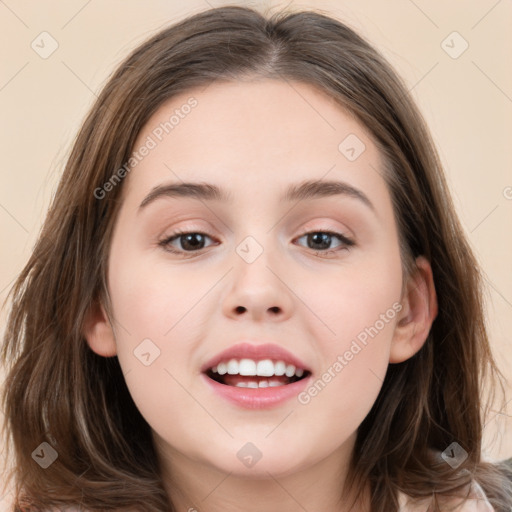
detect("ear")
[82,300,117,357]
[389,256,438,363]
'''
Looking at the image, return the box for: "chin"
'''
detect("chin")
[203,442,311,478]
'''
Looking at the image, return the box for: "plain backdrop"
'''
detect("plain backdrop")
[1,0,511,508]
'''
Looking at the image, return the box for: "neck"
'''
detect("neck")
[154,433,370,512]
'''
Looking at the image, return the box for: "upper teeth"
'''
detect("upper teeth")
[211,359,304,378]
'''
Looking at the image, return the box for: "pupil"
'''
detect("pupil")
[182,233,204,250]
[309,232,330,250]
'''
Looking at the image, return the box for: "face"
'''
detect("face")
[95,79,407,478]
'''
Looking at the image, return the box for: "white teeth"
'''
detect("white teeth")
[234,380,286,388]
[239,359,257,376]
[285,364,296,378]
[256,359,274,377]
[211,358,305,377]
[273,361,286,376]
[226,359,238,375]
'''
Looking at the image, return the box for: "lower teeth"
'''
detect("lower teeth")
[207,370,306,388]
[235,380,286,388]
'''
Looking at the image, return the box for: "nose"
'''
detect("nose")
[221,241,295,323]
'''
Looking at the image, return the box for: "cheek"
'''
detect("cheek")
[297,298,399,446]
[296,349,386,457]
[301,244,403,348]
[296,249,402,418]
[108,250,209,342]
[106,253,214,432]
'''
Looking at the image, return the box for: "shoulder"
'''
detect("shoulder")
[397,480,495,511]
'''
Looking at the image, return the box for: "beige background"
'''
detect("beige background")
[1,0,511,508]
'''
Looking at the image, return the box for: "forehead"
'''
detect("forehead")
[122,79,387,207]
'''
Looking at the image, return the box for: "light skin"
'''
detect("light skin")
[84,79,437,512]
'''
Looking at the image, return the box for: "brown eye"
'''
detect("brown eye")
[295,231,355,254]
[159,231,216,254]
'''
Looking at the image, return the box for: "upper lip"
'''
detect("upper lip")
[201,342,311,373]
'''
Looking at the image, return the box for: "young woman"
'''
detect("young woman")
[2,5,511,511]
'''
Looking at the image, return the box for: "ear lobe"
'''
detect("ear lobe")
[83,300,117,357]
[389,256,438,364]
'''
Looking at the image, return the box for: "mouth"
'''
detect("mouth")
[204,359,311,388]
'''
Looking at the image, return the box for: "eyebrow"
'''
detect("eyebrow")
[138,179,375,212]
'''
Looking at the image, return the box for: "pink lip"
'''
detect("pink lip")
[201,372,312,409]
[200,342,312,409]
[200,342,310,373]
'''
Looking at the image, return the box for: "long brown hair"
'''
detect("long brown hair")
[1,5,511,511]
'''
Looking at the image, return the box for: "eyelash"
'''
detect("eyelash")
[158,228,355,258]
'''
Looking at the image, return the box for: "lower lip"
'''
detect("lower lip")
[201,373,312,409]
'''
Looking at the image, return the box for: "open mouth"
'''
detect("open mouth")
[204,359,311,388]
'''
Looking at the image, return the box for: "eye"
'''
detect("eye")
[158,229,354,258]
[294,230,355,255]
[158,230,217,255]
